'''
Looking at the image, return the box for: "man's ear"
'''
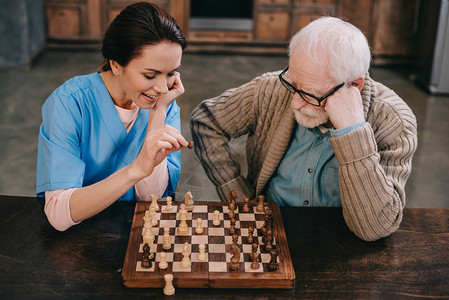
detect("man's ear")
[350,76,364,92]
[110,59,122,76]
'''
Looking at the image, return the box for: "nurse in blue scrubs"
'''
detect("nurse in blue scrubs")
[36,2,188,229]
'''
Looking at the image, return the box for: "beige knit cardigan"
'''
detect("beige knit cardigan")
[190,71,418,241]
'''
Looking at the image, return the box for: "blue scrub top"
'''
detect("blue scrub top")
[36,72,181,201]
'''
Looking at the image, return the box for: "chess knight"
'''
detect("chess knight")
[185,190,194,211]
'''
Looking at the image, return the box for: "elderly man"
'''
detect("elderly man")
[190,17,417,241]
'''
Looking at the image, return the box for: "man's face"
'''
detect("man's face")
[287,50,336,128]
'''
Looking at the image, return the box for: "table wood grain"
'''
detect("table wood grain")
[0,195,447,299]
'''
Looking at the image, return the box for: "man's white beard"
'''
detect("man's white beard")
[293,105,329,128]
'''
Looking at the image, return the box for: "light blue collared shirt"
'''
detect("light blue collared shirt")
[266,121,365,207]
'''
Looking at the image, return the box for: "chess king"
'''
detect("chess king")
[190,16,418,241]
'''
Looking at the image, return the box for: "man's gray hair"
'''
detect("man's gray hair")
[289,17,371,83]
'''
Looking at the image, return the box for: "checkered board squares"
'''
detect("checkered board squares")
[122,200,295,289]
[136,201,275,274]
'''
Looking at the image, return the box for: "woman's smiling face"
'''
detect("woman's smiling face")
[112,41,182,109]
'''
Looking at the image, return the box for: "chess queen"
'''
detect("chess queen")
[37,2,189,231]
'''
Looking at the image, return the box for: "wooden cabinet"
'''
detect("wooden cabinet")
[44,0,418,65]
[45,0,88,39]
[45,0,177,42]
[339,0,419,65]
[255,11,291,41]
[253,0,337,42]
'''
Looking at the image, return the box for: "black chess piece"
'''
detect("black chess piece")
[229,190,237,204]
[229,218,236,235]
[141,243,153,269]
[267,248,279,271]
[229,234,240,271]
[247,226,254,244]
[264,229,273,252]
[250,243,260,270]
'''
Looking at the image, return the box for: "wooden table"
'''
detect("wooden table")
[0,195,447,299]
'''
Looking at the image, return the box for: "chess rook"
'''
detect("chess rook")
[150,193,159,211]
[163,274,175,295]
[159,252,168,269]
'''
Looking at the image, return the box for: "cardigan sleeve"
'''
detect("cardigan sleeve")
[190,78,260,201]
[329,101,417,241]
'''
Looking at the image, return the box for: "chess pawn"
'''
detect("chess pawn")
[242,197,250,213]
[179,203,187,215]
[198,243,207,262]
[177,212,189,235]
[250,243,260,270]
[163,274,175,296]
[150,193,160,211]
[164,196,173,212]
[181,242,191,268]
[182,241,190,253]
[229,190,237,204]
[213,210,221,226]
[228,202,235,219]
[158,251,168,269]
[247,226,254,244]
[162,227,171,250]
[256,195,265,212]
[195,217,204,234]
[229,218,236,235]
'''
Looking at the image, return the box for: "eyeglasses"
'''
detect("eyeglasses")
[278,66,345,107]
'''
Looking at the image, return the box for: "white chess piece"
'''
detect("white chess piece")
[181,242,191,268]
[143,209,151,223]
[142,226,155,245]
[179,203,187,215]
[198,243,207,262]
[177,212,189,235]
[185,190,194,211]
[162,227,171,250]
[142,214,153,235]
[159,251,168,269]
[195,217,204,234]
[149,207,158,226]
[164,196,173,212]
[163,274,175,296]
[150,193,160,211]
[182,242,190,253]
[213,210,221,226]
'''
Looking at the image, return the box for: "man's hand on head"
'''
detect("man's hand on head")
[324,82,365,129]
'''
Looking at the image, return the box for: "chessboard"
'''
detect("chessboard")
[122,196,295,289]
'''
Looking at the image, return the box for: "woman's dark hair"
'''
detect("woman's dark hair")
[100,2,187,71]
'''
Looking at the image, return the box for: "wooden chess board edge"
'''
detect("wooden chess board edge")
[122,202,142,281]
[269,203,296,282]
[122,200,296,289]
[123,277,210,288]
[209,277,295,289]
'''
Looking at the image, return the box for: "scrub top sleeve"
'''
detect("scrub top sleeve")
[163,101,181,196]
[36,93,86,195]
